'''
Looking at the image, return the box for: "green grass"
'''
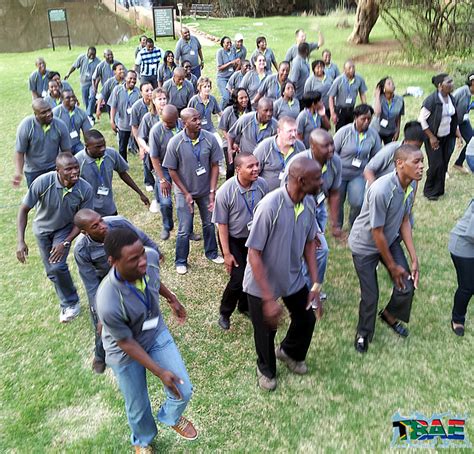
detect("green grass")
[1,14,473,453]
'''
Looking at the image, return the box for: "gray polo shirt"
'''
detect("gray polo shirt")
[250,48,277,74]
[76,147,129,216]
[100,77,122,104]
[233,44,247,61]
[157,63,174,85]
[44,95,61,109]
[303,75,332,108]
[243,186,318,298]
[97,247,166,366]
[186,73,198,93]
[273,97,300,120]
[218,106,242,148]
[130,98,149,128]
[288,56,310,100]
[163,129,223,198]
[175,36,201,69]
[16,116,72,173]
[254,136,306,191]
[149,120,183,162]
[212,176,269,238]
[72,54,100,85]
[349,171,414,256]
[216,47,237,80]
[162,78,194,111]
[188,94,221,132]
[334,123,382,180]
[449,199,474,259]
[52,105,91,151]
[92,60,123,87]
[228,112,278,153]
[29,70,51,97]
[324,63,340,84]
[74,216,160,311]
[296,108,324,148]
[371,94,405,137]
[137,112,160,143]
[226,70,244,93]
[241,71,268,101]
[22,171,93,236]
[107,85,140,132]
[365,141,401,180]
[284,42,319,63]
[328,74,368,109]
[257,74,284,101]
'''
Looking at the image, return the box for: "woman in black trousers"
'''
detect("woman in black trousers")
[418,73,458,200]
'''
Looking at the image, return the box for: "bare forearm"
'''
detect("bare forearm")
[17,207,29,242]
[328,190,340,228]
[217,224,231,256]
[210,163,219,190]
[117,338,164,376]
[400,217,417,264]
[150,156,165,180]
[168,169,189,195]
[303,240,318,284]
[248,248,274,301]
[372,228,395,270]
[119,172,146,197]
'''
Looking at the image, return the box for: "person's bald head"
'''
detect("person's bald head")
[74,209,109,241]
[288,157,322,196]
[343,59,355,78]
[161,104,179,129]
[56,152,77,169]
[309,128,335,163]
[32,99,53,125]
[394,144,424,182]
[182,27,190,40]
[74,208,101,230]
[173,67,186,85]
[256,97,273,124]
[35,57,46,73]
[181,107,201,133]
[104,49,114,63]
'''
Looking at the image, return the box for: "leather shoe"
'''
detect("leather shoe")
[354,335,368,353]
[218,315,230,330]
[451,320,465,337]
[379,310,409,337]
[92,358,106,374]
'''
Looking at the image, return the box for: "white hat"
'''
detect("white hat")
[234,33,244,41]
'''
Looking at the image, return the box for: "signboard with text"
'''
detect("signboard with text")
[47,8,71,50]
[152,6,175,39]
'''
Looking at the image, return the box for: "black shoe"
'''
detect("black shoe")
[379,310,409,337]
[425,195,439,201]
[451,320,465,337]
[92,358,106,374]
[190,232,201,241]
[354,335,368,353]
[218,315,230,330]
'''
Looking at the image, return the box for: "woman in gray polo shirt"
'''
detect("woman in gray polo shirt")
[449,199,474,337]
[273,80,300,120]
[242,54,268,108]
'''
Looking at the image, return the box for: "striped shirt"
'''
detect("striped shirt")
[135,47,162,77]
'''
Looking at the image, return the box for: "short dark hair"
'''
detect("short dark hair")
[234,151,255,168]
[431,73,449,87]
[353,103,374,118]
[220,36,231,47]
[48,71,60,81]
[297,42,309,55]
[88,46,96,53]
[104,228,140,260]
[126,69,137,77]
[301,90,322,108]
[84,129,105,143]
[394,143,421,162]
[280,80,295,97]
[112,62,123,71]
[146,38,154,46]
[403,121,424,143]
[311,59,325,72]
[256,36,266,47]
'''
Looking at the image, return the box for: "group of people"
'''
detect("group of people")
[14,26,473,453]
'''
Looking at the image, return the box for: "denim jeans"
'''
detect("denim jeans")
[143,153,155,187]
[81,82,92,114]
[109,328,193,447]
[35,225,79,309]
[216,77,230,110]
[154,167,174,233]
[466,155,474,173]
[454,120,473,166]
[24,166,56,187]
[338,175,366,227]
[175,192,218,266]
[191,65,201,79]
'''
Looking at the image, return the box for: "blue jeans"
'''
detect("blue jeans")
[175,192,218,266]
[454,120,473,166]
[35,225,79,309]
[303,203,329,286]
[338,175,366,227]
[216,77,230,110]
[110,328,193,447]
[154,167,174,233]
[191,65,201,79]
[466,155,474,173]
[143,153,155,187]
[81,82,92,115]
[24,166,56,187]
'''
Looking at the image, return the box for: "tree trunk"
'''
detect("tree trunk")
[347,0,380,44]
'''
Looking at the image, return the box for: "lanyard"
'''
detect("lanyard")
[190,139,201,164]
[241,190,255,217]
[114,269,151,316]
[126,89,134,107]
[355,132,366,158]
[275,144,285,170]
[92,157,106,185]
[384,97,394,119]
[67,108,77,130]
[254,120,268,143]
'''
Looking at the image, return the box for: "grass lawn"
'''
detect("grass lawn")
[1,13,473,453]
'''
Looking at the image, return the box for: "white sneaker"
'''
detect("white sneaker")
[211,256,224,264]
[60,303,80,323]
[149,199,160,213]
[176,265,188,275]
[145,185,154,192]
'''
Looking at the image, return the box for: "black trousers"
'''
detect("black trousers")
[247,286,316,379]
[335,106,354,131]
[451,253,474,324]
[219,236,248,317]
[352,239,414,341]
[118,129,131,162]
[223,147,235,180]
[379,132,395,145]
[423,134,455,198]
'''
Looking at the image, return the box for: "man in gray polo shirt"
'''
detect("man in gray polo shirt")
[92,49,123,94]
[349,144,423,353]
[284,28,324,64]
[175,27,204,78]
[243,157,323,391]
[109,70,140,162]
[96,228,197,449]
[76,130,149,217]
[163,108,224,274]
[212,152,269,330]
[254,116,306,191]
[16,153,93,323]
[95,62,125,120]
[53,90,92,154]
[73,208,160,374]
[29,57,51,99]
[288,43,311,102]
[328,60,367,131]
[227,98,278,157]
[163,68,194,113]
[13,99,72,188]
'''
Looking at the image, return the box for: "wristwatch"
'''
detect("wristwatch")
[62,241,71,248]
[209,188,216,193]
